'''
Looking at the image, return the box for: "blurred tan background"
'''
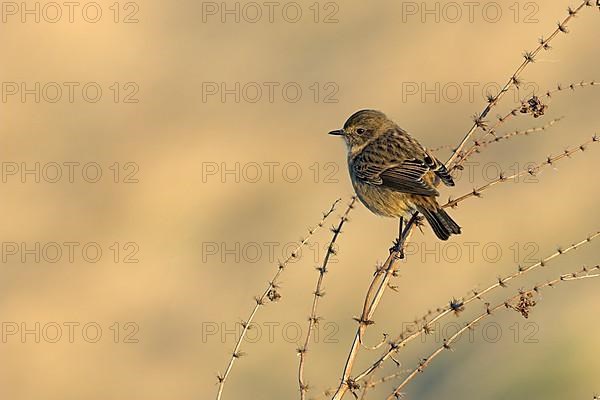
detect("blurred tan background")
[1,1,599,399]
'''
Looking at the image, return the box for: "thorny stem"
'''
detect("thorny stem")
[444,135,599,209]
[298,197,358,399]
[454,117,563,165]
[215,199,341,400]
[330,214,419,400]
[446,0,593,168]
[430,116,564,165]
[386,265,600,399]
[353,231,599,384]
[359,371,411,400]
[455,81,597,167]
[484,117,563,144]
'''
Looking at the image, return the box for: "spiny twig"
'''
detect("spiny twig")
[216,198,341,400]
[446,0,595,168]
[455,117,564,165]
[454,80,598,167]
[330,214,419,400]
[544,80,598,98]
[359,370,411,400]
[386,265,600,399]
[484,116,563,145]
[352,231,599,384]
[299,197,358,399]
[429,144,452,153]
[445,135,599,209]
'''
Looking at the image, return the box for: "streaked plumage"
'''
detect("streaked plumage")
[329,110,461,240]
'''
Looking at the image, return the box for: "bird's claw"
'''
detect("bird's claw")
[390,238,405,259]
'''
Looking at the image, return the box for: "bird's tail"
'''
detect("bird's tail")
[417,206,461,241]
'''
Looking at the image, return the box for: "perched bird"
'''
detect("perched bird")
[329,109,461,240]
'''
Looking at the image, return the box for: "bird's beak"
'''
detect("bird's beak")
[328,129,344,136]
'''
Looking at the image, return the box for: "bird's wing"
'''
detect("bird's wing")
[352,143,440,197]
[379,159,440,196]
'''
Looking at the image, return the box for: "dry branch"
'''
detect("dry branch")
[386,265,600,399]
[446,0,595,168]
[216,199,341,400]
[299,197,358,399]
[353,231,599,385]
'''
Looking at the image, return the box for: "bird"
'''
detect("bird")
[329,109,461,241]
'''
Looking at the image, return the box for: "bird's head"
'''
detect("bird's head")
[329,109,394,151]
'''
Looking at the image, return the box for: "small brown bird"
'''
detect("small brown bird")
[329,109,461,240]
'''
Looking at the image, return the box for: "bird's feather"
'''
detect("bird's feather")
[351,128,445,196]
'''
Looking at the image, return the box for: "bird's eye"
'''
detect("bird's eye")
[356,128,366,134]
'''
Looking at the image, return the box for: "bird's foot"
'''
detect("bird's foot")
[390,238,405,259]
